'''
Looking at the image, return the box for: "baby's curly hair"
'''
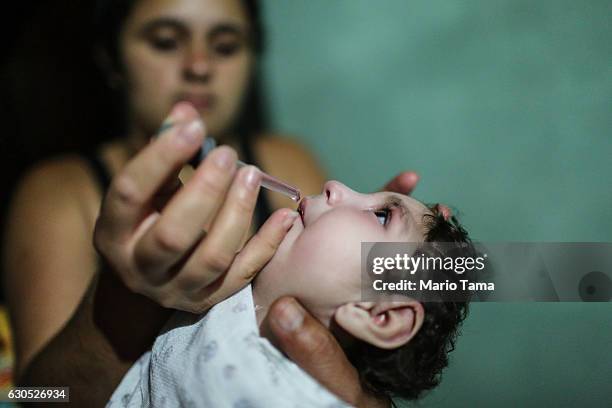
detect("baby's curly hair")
[343,207,476,401]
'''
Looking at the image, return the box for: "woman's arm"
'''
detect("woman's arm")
[1,158,167,405]
[2,158,102,377]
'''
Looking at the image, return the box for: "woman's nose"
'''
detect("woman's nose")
[323,180,349,205]
[183,47,212,81]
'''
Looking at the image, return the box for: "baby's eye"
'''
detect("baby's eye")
[374,208,391,226]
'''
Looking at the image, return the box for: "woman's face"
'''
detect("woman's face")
[119,0,255,137]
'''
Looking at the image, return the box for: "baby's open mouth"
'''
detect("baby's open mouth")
[297,199,306,224]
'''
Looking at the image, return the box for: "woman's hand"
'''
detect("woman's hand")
[94,103,297,313]
[381,171,420,195]
[262,298,390,408]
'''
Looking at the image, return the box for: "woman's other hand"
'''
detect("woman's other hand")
[262,298,390,408]
[94,103,297,313]
[381,171,420,195]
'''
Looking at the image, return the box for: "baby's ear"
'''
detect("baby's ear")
[334,300,424,349]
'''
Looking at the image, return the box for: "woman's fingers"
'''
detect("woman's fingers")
[262,297,389,407]
[181,208,298,313]
[175,166,262,292]
[133,146,238,279]
[96,101,297,317]
[100,117,205,239]
[382,171,419,195]
[230,209,298,283]
[435,203,452,220]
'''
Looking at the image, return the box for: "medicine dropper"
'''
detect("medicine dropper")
[189,137,301,202]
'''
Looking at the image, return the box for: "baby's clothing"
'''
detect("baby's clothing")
[107,285,351,407]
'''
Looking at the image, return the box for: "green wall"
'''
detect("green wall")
[261,1,611,406]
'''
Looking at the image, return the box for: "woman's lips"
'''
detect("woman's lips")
[177,94,216,110]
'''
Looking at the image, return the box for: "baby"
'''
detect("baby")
[108,181,476,407]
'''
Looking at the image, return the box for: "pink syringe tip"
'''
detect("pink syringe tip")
[259,173,302,202]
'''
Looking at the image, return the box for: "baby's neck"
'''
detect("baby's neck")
[252,279,272,329]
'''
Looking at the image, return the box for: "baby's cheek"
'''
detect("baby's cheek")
[290,235,361,303]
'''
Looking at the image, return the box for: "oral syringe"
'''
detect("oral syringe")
[189,137,302,202]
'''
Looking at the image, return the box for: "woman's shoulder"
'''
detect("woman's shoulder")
[254,132,305,149]
[253,133,327,196]
[22,153,91,179]
[18,153,103,193]
[253,132,324,173]
[11,153,106,230]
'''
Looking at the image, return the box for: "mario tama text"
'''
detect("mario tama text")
[361,243,494,300]
[372,279,494,292]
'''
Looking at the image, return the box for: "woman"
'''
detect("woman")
[2,0,417,405]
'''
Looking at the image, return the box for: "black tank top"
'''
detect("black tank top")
[81,142,273,229]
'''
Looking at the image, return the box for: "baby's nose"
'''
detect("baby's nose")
[323,180,349,205]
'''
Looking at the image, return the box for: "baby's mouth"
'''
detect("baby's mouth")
[297,198,307,224]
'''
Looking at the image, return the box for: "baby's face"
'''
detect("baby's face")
[254,181,433,324]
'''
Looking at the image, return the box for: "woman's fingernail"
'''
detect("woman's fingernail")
[277,299,304,332]
[157,104,189,136]
[157,121,174,136]
[169,102,190,121]
[214,147,234,169]
[177,120,204,145]
[243,166,261,190]
[283,211,299,229]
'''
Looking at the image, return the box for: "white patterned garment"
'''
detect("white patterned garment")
[107,285,352,408]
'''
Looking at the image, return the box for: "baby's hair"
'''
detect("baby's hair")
[344,207,476,400]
